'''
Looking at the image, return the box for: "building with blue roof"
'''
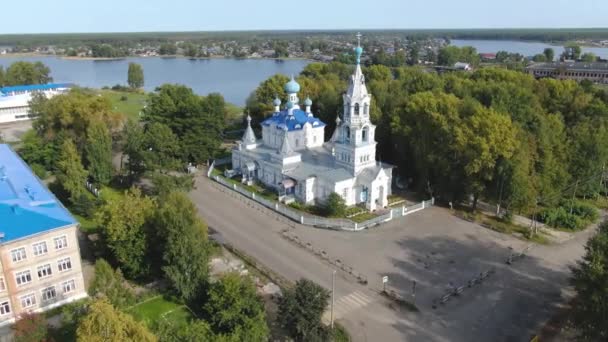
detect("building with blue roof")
[231,34,393,211]
[0,83,72,124]
[0,144,86,325]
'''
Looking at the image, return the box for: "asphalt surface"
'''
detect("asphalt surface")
[190,175,596,341]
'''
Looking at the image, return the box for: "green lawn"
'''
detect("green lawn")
[101,90,147,120]
[127,296,193,327]
[75,213,98,233]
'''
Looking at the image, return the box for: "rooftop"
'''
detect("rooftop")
[0,144,77,243]
[527,61,608,71]
[0,83,73,96]
[262,108,326,132]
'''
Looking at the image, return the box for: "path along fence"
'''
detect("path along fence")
[209,173,433,232]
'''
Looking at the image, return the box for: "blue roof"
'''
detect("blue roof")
[0,83,73,96]
[261,109,326,131]
[0,144,77,243]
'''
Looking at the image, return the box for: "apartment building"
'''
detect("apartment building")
[0,144,86,326]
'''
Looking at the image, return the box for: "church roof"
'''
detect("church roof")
[262,109,325,132]
[241,115,257,145]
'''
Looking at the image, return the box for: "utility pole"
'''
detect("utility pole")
[330,270,336,330]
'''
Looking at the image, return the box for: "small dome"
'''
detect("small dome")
[284,77,300,94]
[273,97,281,106]
[355,46,363,56]
[304,97,312,106]
[286,101,294,109]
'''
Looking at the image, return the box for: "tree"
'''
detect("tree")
[121,120,146,182]
[325,192,346,217]
[95,188,156,279]
[56,138,88,204]
[85,120,113,185]
[155,320,215,342]
[127,63,144,89]
[4,61,52,86]
[570,222,608,340]
[142,122,181,172]
[12,312,49,342]
[17,129,56,172]
[159,43,177,55]
[562,44,582,60]
[543,48,555,61]
[245,74,289,124]
[155,192,210,302]
[76,299,156,342]
[88,259,136,309]
[278,279,330,341]
[581,52,597,62]
[203,273,269,341]
[532,54,547,62]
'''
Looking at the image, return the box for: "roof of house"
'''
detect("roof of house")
[261,108,326,132]
[0,83,73,96]
[0,144,77,243]
[526,61,608,72]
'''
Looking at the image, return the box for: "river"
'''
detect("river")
[0,56,311,106]
[451,39,608,60]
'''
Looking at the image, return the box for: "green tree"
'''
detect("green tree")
[88,259,136,309]
[159,43,177,55]
[204,273,269,341]
[532,54,547,62]
[85,120,113,185]
[12,312,49,342]
[278,279,330,341]
[155,192,210,302]
[95,188,156,279]
[4,61,52,85]
[581,52,597,62]
[17,129,56,172]
[127,62,144,89]
[121,120,146,182]
[570,222,608,340]
[155,320,215,342]
[543,48,555,61]
[245,74,289,124]
[56,138,88,204]
[76,299,156,342]
[325,192,346,217]
[142,122,181,172]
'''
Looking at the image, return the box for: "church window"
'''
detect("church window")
[354,103,360,115]
[362,127,369,142]
[364,103,369,115]
[345,127,350,143]
[295,139,299,147]
[313,135,317,143]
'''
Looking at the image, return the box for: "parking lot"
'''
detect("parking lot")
[0,120,32,142]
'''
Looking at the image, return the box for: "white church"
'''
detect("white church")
[232,38,393,211]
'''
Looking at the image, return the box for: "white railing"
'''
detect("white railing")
[211,174,433,231]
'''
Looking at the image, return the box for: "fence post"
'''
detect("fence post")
[422,200,425,209]
[389,209,393,221]
[233,184,236,190]
[300,216,304,224]
[252,192,255,199]
[354,222,358,230]
[431,197,435,205]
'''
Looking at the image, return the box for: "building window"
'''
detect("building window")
[313,135,317,143]
[295,138,299,147]
[57,258,72,272]
[15,270,32,286]
[11,247,27,263]
[42,286,57,301]
[37,264,53,279]
[354,103,360,115]
[364,103,369,115]
[20,293,36,309]
[345,127,350,142]
[54,236,68,250]
[0,278,5,292]
[0,302,10,316]
[32,241,48,256]
[362,127,369,142]
[62,279,76,294]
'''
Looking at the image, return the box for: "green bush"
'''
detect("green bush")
[325,192,346,217]
[539,207,583,230]
[29,163,48,179]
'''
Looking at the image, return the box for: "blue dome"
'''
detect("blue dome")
[286,101,294,109]
[354,46,363,56]
[304,97,312,106]
[284,77,300,94]
[273,97,281,106]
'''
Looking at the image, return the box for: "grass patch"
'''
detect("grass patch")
[332,323,351,342]
[481,215,550,244]
[127,296,192,327]
[75,213,99,233]
[101,90,147,120]
[349,211,379,223]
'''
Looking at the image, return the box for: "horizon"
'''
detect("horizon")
[1,0,606,34]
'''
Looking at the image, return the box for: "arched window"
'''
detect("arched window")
[345,126,350,143]
[362,126,369,142]
[354,103,360,115]
[364,103,369,115]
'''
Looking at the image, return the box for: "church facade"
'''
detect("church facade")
[231,39,393,211]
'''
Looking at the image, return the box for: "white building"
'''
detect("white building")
[0,83,72,124]
[232,38,393,211]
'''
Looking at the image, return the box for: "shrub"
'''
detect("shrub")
[29,163,47,179]
[325,192,346,217]
[120,95,128,101]
[539,207,583,230]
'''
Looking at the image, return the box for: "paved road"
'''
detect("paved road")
[190,175,596,341]
[190,175,444,341]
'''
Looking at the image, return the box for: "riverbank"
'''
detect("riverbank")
[0,52,313,62]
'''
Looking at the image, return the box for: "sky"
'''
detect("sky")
[0,0,605,34]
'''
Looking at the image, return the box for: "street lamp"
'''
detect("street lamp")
[330,270,336,329]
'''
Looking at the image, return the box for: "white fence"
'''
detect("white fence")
[211,174,433,231]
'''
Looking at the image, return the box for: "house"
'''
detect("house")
[454,62,472,71]
[231,37,393,211]
[0,145,87,326]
